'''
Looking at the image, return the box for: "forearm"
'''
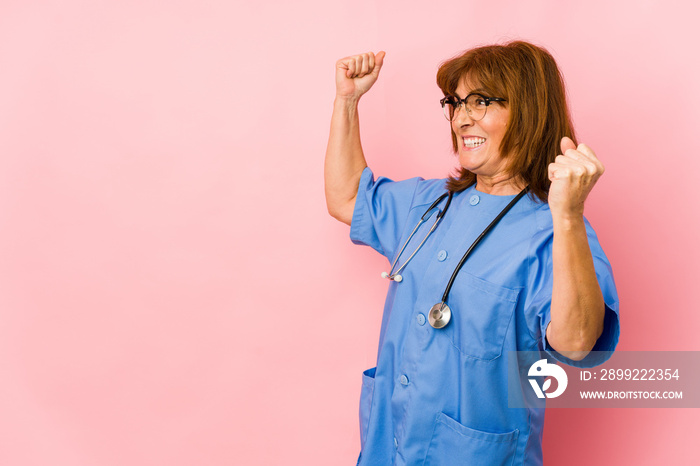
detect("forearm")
[324,96,368,225]
[547,213,605,360]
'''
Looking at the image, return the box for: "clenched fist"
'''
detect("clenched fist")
[335,51,386,100]
[547,137,605,218]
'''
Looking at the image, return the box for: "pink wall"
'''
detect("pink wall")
[1,1,698,464]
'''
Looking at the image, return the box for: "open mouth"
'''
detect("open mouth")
[463,137,486,148]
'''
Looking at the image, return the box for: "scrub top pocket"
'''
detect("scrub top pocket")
[423,412,519,466]
[359,367,376,451]
[446,272,519,360]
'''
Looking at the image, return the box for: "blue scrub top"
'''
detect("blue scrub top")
[350,168,620,466]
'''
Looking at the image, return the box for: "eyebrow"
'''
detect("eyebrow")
[454,88,488,98]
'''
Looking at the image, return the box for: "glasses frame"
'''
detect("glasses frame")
[440,93,507,122]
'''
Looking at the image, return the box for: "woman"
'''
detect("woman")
[324,41,619,465]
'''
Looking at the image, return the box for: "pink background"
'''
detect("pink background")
[1,1,699,465]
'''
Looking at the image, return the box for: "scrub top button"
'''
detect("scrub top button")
[399,374,409,385]
[470,194,480,205]
[417,313,426,326]
[437,250,447,261]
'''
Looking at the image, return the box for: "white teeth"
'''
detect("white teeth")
[463,137,486,148]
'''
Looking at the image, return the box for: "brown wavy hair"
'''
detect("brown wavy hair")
[436,41,576,202]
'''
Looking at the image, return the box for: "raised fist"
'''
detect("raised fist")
[335,51,386,100]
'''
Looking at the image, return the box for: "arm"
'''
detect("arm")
[324,51,385,225]
[545,137,606,361]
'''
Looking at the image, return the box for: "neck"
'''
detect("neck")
[475,174,525,196]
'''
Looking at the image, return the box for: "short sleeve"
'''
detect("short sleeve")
[526,216,620,368]
[349,167,423,260]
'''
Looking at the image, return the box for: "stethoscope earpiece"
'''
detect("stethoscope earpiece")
[381,271,403,282]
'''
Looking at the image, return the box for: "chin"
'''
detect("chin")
[457,155,481,173]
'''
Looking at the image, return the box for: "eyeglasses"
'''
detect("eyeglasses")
[440,93,507,122]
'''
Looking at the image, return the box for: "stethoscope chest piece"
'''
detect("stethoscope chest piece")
[428,302,451,329]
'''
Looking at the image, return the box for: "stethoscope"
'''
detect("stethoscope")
[381,192,454,283]
[382,187,529,329]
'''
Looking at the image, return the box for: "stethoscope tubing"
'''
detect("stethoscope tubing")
[385,192,453,281]
[439,187,528,303]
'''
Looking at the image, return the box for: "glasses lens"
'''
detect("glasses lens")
[442,97,456,121]
[466,95,487,121]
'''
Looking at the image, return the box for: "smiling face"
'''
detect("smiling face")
[451,79,512,189]
[438,41,576,200]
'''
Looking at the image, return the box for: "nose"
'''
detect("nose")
[452,104,473,127]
